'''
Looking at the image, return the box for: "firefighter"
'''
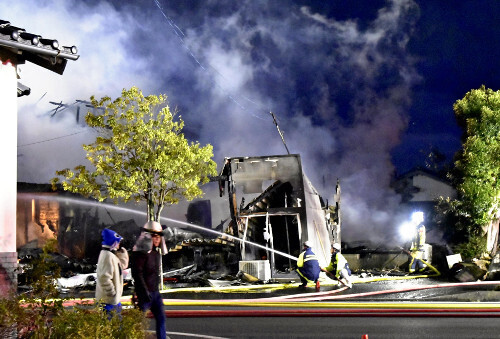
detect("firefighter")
[409,223,426,273]
[296,241,321,291]
[322,242,353,288]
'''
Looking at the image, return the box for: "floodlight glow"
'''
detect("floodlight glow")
[399,221,415,241]
[411,211,424,225]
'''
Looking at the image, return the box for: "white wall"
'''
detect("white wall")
[0,51,18,253]
[411,174,456,202]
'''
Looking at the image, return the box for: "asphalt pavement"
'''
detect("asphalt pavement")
[158,276,500,302]
[62,275,500,338]
[143,276,500,338]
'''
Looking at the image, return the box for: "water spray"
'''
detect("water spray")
[22,194,298,262]
[159,215,298,261]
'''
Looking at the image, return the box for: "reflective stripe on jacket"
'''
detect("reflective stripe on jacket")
[411,225,426,252]
[296,247,321,282]
[325,252,348,279]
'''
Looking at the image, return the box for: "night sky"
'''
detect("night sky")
[4,0,500,243]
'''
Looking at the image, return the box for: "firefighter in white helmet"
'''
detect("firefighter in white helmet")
[296,240,321,291]
[409,223,426,273]
[321,242,353,288]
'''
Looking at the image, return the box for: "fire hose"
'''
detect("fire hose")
[52,280,500,319]
[152,280,500,318]
[158,280,500,306]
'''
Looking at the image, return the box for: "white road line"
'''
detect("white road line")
[167,331,229,339]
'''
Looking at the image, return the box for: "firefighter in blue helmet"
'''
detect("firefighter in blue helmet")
[321,242,352,288]
[296,241,321,291]
[409,224,426,273]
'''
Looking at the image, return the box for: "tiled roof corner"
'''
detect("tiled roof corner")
[0,19,79,74]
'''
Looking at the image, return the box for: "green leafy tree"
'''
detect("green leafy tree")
[449,86,500,256]
[52,87,217,221]
[423,146,450,175]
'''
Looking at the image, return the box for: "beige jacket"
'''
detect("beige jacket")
[95,247,129,305]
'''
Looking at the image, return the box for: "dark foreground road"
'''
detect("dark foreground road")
[143,278,500,339]
[155,313,500,339]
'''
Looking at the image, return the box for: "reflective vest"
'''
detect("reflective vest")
[325,252,348,279]
[411,225,426,252]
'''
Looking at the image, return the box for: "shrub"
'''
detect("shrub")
[51,305,146,339]
[1,238,146,338]
[454,234,488,261]
[0,293,20,327]
[1,298,146,338]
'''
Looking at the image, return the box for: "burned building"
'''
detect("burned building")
[17,183,141,268]
[213,154,339,278]
[15,154,340,284]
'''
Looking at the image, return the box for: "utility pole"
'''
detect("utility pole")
[270,111,290,155]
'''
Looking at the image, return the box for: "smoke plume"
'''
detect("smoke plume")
[4,0,422,244]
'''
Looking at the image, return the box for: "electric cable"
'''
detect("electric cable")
[18,131,85,147]
[152,0,293,154]
[152,0,268,121]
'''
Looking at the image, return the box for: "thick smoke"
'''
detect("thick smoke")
[5,0,421,244]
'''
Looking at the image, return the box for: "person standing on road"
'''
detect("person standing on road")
[131,220,168,339]
[321,242,353,288]
[96,228,129,318]
[409,223,426,273]
[296,241,321,291]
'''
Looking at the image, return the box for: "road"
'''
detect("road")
[142,278,500,338]
[161,315,500,339]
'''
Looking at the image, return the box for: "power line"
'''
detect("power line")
[21,2,291,154]
[152,0,271,122]
[18,99,98,148]
[152,0,292,154]
[18,131,86,147]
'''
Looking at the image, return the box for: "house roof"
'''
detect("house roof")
[0,19,79,75]
[394,167,450,184]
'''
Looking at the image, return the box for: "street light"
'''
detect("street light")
[399,221,415,241]
[411,211,424,225]
[399,211,424,241]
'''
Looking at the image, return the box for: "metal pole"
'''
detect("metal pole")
[270,112,290,155]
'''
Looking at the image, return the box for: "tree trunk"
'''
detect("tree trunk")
[485,218,499,256]
[154,205,163,223]
[147,192,154,221]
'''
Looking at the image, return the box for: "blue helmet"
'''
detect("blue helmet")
[102,228,122,247]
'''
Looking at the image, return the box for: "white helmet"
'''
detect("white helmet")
[134,220,168,254]
[332,243,341,251]
[143,220,163,234]
[304,240,312,248]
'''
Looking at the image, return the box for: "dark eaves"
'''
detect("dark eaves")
[17,81,30,97]
[0,19,79,75]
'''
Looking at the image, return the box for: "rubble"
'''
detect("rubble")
[449,262,487,282]
[486,253,500,280]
